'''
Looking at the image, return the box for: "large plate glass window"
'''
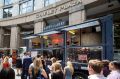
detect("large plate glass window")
[4,0,12,5]
[67,47,102,63]
[44,0,61,7]
[31,37,41,49]
[3,7,12,18]
[20,0,33,14]
[67,25,102,46]
[43,33,64,48]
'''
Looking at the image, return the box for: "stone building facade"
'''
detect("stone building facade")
[0,0,120,56]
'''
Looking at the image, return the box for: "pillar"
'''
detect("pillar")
[10,25,20,49]
[0,27,4,48]
[34,19,46,34]
[69,5,86,25]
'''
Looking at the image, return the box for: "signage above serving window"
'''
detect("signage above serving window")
[43,21,68,31]
[36,0,82,19]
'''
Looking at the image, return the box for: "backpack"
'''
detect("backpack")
[32,68,45,79]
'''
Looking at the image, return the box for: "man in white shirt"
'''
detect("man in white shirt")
[88,59,106,79]
[9,55,13,68]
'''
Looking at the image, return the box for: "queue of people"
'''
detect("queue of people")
[0,52,120,79]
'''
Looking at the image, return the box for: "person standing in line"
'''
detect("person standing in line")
[51,63,64,79]
[30,57,48,79]
[8,55,13,68]
[101,60,110,77]
[88,59,106,79]
[0,56,15,79]
[16,55,22,76]
[107,61,120,79]
[64,61,74,79]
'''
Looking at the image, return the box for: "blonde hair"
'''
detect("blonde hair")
[67,61,74,74]
[33,57,43,75]
[53,63,62,71]
[3,56,9,63]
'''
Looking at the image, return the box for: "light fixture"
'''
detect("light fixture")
[68,30,75,35]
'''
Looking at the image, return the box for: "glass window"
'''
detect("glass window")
[31,37,41,49]
[4,0,12,5]
[20,0,33,14]
[67,47,102,63]
[67,26,102,46]
[3,7,12,18]
[43,33,63,48]
[44,0,61,7]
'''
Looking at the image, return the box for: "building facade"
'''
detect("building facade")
[0,0,120,60]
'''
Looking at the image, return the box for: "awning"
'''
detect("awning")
[62,20,100,31]
[37,31,59,36]
[22,35,37,39]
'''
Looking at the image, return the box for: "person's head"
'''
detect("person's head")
[109,61,120,71]
[37,54,41,58]
[88,59,103,75]
[4,56,9,63]
[53,63,62,71]
[51,57,56,64]
[33,57,43,74]
[66,61,74,74]
[102,60,110,67]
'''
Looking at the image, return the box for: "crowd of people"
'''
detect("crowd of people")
[0,52,120,79]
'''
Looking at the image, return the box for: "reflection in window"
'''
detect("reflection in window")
[43,33,63,48]
[114,24,120,49]
[67,26,102,46]
[4,0,12,5]
[44,0,61,6]
[67,47,102,63]
[20,0,33,14]
[3,7,12,18]
[31,37,41,49]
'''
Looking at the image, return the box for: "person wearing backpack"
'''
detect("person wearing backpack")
[30,57,48,79]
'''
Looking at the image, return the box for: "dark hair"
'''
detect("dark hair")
[37,54,41,58]
[110,61,120,70]
[102,60,110,67]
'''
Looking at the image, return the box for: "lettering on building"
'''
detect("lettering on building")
[36,0,82,18]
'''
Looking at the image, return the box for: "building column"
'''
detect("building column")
[0,27,4,48]
[69,7,86,25]
[34,19,46,34]
[10,25,20,49]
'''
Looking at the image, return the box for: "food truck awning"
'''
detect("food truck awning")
[37,31,59,36]
[62,19,100,31]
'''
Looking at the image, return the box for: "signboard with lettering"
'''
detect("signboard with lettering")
[44,21,67,31]
[36,0,82,19]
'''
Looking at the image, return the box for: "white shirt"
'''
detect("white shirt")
[9,57,12,67]
[88,74,106,79]
[107,70,120,79]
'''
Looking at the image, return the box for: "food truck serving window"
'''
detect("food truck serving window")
[67,47,102,63]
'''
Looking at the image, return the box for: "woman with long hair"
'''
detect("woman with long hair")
[51,62,64,79]
[64,61,74,79]
[30,57,48,79]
